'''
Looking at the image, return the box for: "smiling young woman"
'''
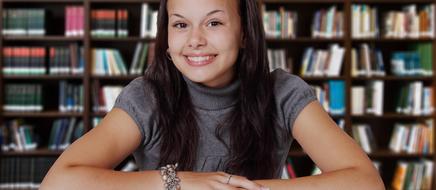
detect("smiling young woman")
[40,0,385,189]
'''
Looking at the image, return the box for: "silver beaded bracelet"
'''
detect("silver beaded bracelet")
[159,163,181,190]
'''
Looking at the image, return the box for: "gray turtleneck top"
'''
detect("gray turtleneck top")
[113,69,317,178]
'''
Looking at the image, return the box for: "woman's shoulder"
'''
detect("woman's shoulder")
[270,68,313,94]
[115,76,157,110]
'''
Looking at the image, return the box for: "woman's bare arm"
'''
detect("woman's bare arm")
[40,108,166,190]
[40,108,265,190]
[254,101,385,190]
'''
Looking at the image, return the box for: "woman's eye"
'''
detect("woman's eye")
[208,21,222,27]
[173,23,187,28]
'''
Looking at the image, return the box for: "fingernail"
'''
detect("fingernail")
[261,187,270,190]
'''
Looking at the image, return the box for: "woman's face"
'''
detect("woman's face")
[167,0,242,88]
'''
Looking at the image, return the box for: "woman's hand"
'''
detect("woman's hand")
[178,171,269,190]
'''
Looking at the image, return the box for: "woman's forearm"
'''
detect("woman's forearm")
[254,167,385,190]
[40,166,164,190]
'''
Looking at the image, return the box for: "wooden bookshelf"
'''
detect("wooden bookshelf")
[0,0,435,189]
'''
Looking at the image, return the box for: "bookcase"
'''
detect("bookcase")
[0,0,436,189]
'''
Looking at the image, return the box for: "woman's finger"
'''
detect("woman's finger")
[216,174,263,190]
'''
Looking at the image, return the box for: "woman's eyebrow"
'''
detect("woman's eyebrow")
[169,9,225,19]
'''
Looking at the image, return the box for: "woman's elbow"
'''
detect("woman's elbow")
[40,164,73,190]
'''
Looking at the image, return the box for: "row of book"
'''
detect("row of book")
[312,80,345,115]
[352,5,379,38]
[49,44,85,75]
[352,120,434,155]
[65,6,84,37]
[0,157,56,189]
[267,49,291,73]
[391,160,433,190]
[352,124,378,153]
[92,42,155,75]
[350,43,432,77]
[396,82,434,116]
[92,48,127,75]
[92,85,123,113]
[312,6,344,38]
[59,81,84,113]
[351,44,385,77]
[389,120,434,155]
[48,118,85,151]
[384,4,435,39]
[3,84,42,112]
[2,44,85,76]
[281,159,423,187]
[262,5,298,39]
[91,9,128,37]
[2,9,45,36]
[352,81,434,116]
[391,43,433,76]
[0,120,37,152]
[300,44,344,77]
[0,118,85,153]
[130,42,155,75]
[2,47,46,75]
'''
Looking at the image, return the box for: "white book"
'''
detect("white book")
[400,127,410,152]
[140,3,149,37]
[362,6,370,37]
[357,125,372,153]
[412,82,423,115]
[351,48,359,76]
[150,11,158,38]
[326,44,344,76]
[351,86,365,115]
[352,5,361,38]
[372,81,384,116]
[362,44,371,76]
[389,124,403,153]
[406,125,418,153]
[281,166,290,179]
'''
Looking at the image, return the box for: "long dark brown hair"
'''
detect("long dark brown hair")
[144,0,279,179]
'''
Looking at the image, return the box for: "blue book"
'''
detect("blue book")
[329,80,345,115]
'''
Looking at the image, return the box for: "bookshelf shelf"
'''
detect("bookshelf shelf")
[352,38,434,42]
[266,37,345,43]
[0,149,62,157]
[90,37,154,42]
[368,150,434,158]
[301,76,346,81]
[3,75,84,80]
[92,112,107,117]
[2,36,83,41]
[352,76,434,81]
[91,75,142,80]
[351,114,433,119]
[2,111,83,118]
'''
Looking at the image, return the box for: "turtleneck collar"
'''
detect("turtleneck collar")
[183,75,240,110]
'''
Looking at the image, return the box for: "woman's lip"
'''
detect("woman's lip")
[184,55,217,67]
